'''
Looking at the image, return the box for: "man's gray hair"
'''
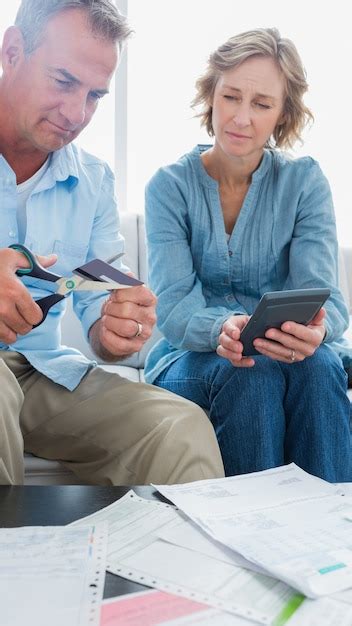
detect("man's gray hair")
[15,0,132,54]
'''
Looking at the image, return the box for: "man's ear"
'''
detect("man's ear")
[1,26,26,73]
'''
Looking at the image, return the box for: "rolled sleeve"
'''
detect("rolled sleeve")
[146,170,244,351]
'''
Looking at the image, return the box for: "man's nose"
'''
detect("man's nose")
[59,93,87,128]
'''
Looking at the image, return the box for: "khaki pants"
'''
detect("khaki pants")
[0,352,224,485]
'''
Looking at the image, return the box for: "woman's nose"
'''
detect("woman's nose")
[232,103,251,128]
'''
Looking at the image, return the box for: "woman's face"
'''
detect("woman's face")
[211,56,285,161]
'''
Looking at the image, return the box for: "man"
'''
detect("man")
[0,0,224,485]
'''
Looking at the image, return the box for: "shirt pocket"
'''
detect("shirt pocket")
[52,240,89,276]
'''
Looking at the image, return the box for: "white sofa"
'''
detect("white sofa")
[24,213,352,484]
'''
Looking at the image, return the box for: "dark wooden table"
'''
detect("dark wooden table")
[0,485,160,599]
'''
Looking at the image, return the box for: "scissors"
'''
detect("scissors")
[10,243,142,328]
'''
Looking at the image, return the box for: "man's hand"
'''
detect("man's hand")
[0,247,57,344]
[253,308,326,363]
[217,315,256,367]
[89,284,157,361]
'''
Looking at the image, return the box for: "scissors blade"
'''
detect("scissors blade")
[56,276,125,295]
[72,280,132,291]
[105,252,124,264]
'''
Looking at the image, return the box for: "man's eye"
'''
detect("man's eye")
[89,92,103,101]
[54,79,71,88]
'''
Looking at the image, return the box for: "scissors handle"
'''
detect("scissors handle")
[9,244,61,282]
[32,294,65,328]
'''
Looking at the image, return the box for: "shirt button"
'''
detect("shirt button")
[226,294,235,302]
[8,230,16,238]
[229,250,233,257]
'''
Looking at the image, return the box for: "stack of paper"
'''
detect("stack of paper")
[72,490,305,624]
[69,463,352,625]
[0,523,108,626]
[100,588,352,626]
[154,464,352,598]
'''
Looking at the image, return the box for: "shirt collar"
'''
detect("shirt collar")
[193,144,273,188]
[49,143,79,190]
[0,143,79,192]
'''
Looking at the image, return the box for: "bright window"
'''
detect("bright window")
[127,0,352,245]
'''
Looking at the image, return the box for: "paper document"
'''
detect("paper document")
[285,596,352,625]
[0,523,107,626]
[101,589,352,626]
[100,589,250,626]
[154,464,352,598]
[334,482,352,497]
[72,491,303,625]
[156,464,335,519]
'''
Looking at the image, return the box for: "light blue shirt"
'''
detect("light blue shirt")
[0,144,124,390]
[144,145,351,383]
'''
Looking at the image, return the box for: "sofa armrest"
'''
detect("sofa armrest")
[341,247,352,314]
[342,247,352,315]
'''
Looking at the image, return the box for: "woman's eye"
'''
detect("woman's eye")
[255,102,271,109]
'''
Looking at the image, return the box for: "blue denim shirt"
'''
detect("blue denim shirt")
[0,144,124,390]
[144,145,350,383]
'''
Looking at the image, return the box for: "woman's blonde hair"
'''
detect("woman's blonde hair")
[192,27,313,149]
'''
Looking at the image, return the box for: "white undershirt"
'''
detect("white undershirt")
[16,157,50,243]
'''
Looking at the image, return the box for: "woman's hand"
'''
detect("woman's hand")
[217,315,256,367]
[253,308,326,363]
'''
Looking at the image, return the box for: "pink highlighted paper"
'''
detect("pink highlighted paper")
[100,590,209,626]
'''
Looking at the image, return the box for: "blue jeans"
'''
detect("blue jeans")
[154,345,352,482]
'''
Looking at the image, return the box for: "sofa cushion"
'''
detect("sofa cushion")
[24,454,87,485]
[100,364,140,382]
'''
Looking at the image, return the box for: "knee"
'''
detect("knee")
[169,396,215,444]
[214,356,283,392]
[301,345,347,388]
[166,399,225,479]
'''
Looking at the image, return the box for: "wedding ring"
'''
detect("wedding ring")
[290,349,296,362]
[134,321,143,337]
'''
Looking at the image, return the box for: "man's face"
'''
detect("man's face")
[5,8,118,153]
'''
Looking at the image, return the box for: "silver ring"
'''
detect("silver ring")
[134,321,143,337]
[290,349,296,362]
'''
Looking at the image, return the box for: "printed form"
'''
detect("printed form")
[100,590,250,626]
[72,491,303,625]
[154,464,352,598]
[100,588,352,626]
[0,523,107,626]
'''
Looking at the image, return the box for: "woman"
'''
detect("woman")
[144,28,351,481]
